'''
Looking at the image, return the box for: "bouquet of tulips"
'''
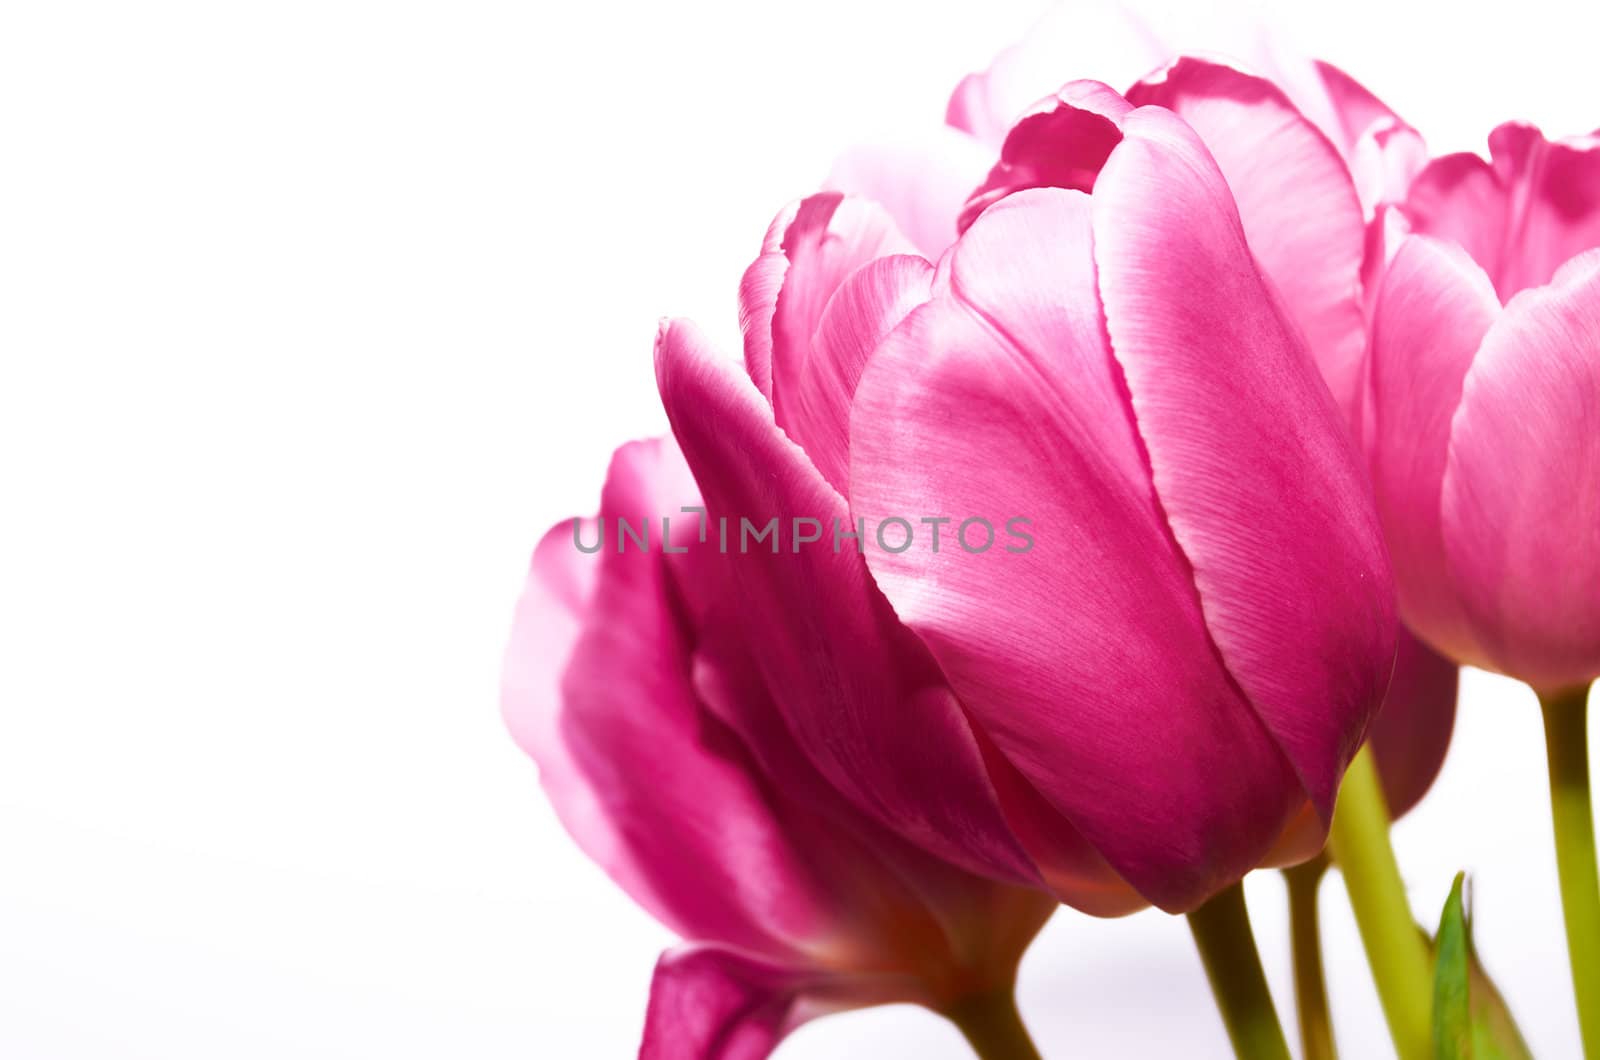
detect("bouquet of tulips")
[501,6,1599,1058]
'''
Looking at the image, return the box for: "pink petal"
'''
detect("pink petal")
[1369,628,1458,819]
[1407,123,1600,300]
[1365,235,1499,665]
[654,319,1041,888]
[825,129,996,258]
[1309,61,1427,215]
[959,79,1131,233]
[737,194,917,478]
[785,254,933,495]
[1442,250,1600,688]
[502,440,831,959]
[639,947,831,1060]
[1125,58,1368,417]
[1093,106,1396,821]
[848,187,1303,913]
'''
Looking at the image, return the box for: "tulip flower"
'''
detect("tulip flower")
[656,85,1399,1056]
[503,438,1055,1060]
[1367,120,1600,1053]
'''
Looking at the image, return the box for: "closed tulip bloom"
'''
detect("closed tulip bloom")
[659,91,1397,917]
[503,439,1054,1060]
[1367,123,1600,689]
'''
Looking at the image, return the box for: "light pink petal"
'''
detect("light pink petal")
[1442,250,1600,688]
[1366,235,1499,665]
[849,188,1303,913]
[825,129,996,258]
[654,319,1041,888]
[502,440,831,959]
[1310,60,1427,215]
[1093,106,1396,820]
[1407,123,1600,300]
[1486,123,1600,297]
[1125,58,1368,417]
[1369,628,1458,820]
[944,0,1164,147]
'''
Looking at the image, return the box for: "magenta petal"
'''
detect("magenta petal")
[502,440,830,958]
[1369,628,1458,819]
[826,129,995,258]
[1442,251,1600,688]
[654,319,1040,887]
[639,947,827,1060]
[1125,58,1368,417]
[1093,106,1396,819]
[1310,60,1427,215]
[849,188,1302,912]
[1366,235,1499,665]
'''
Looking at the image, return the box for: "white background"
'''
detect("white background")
[3,0,1598,1056]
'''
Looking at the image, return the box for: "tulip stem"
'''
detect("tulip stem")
[1540,683,1600,1058]
[1186,881,1292,1060]
[1283,854,1337,1060]
[1326,744,1431,1060]
[942,986,1042,1060]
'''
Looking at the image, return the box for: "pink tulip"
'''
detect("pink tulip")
[659,88,1397,916]
[1365,122,1600,690]
[503,438,1054,1060]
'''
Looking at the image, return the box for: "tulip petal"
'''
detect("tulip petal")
[1442,250,1600,688]
[655,319,1041,887]
[1126,59,1368,416]
[503,440,831,958]
[849,187,1302,912]
[1368,628,1458,819]
[1366,235,1499,664]
[1310,60,1427,215]
[959,79,1131,233]
[737,194,918,477]
[1407,124,1600,300]
[639,947,828,1060]
[1092,106,1396,819]
[944,0,1164,147]
[826,129,996,258]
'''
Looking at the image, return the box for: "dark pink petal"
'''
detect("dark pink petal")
[654,320,1041,888]
[1093,106,1396,820]
[1407,123,1600,300]
[1442,250,1600,688]
[639,947,833,1060]
[1369,629,1458,819]
[1366,235,1499,666]
[849,188,1302,913]
[959,80,1131,233]
[1126,58,1368,416]
[825,129,995,258]
[502,440,831,960]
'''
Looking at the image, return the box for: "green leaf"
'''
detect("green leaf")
[1433,873,1472,1058]
[1430,872,1533,1060]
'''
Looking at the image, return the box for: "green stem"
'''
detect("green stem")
[1187,881,1292,1060]
[1327,744,1431,1060]
[1283,854,1337,1060]
[941,986,1042,1060]
[1540,683,1600,1058]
